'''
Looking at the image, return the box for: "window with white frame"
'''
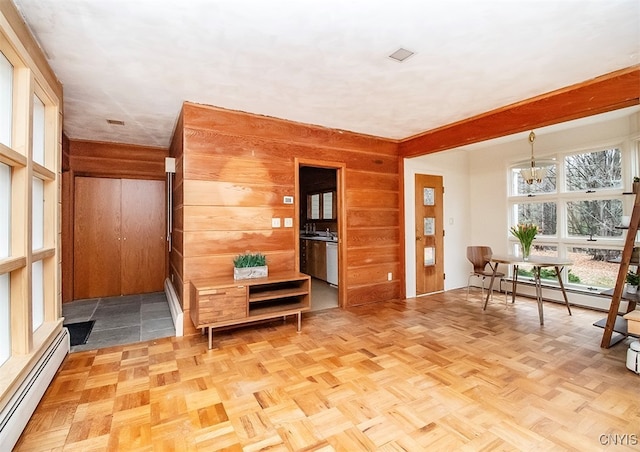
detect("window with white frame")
[511,165,556,196]
[307,191,335,220]
[512,201,557,236]
[309,193,320,219]
[509,145,629,291]
[322,191,333,220]
[565,148,622,191]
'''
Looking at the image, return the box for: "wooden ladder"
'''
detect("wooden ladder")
[601,188,640,348]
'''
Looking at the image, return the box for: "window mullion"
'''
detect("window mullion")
[10,66,33,354]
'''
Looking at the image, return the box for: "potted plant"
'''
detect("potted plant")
[633,176,640,194]
[233,252,268,280]
[626,271,639,294]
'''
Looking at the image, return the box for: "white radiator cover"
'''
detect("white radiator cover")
[164,278,183,336]
[0,328,69,450]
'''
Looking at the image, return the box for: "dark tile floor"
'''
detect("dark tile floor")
[62,292,175,352]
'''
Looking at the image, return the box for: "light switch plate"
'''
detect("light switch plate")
[284,218,293,228]
[272,218,281,228]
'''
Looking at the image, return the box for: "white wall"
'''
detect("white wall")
[404,107,640,305]
[404,148,471,297]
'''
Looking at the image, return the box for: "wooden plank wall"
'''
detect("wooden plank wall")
[170,103,401,333]
[68,140,167,180]
[61,139,168,302]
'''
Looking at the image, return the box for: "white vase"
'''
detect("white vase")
[626,284,638,294]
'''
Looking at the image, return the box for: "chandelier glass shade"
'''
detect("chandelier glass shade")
[513,131,555,185]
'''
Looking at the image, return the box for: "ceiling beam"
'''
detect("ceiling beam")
[399,65,640,158]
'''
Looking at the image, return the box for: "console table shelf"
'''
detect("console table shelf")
[190,271,311,349]
[249,286,310,303]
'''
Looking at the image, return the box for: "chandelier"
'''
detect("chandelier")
[515,131,555,185]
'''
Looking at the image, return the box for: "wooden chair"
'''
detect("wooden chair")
[466,246,504,301]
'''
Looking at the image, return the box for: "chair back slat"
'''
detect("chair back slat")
[466,246,493,273]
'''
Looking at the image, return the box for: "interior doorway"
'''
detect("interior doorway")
[297,162,343,310]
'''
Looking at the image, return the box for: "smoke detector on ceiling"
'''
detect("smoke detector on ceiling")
[388,48,415,62]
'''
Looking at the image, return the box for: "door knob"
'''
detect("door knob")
[416,236,422,241]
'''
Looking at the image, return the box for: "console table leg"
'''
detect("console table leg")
[297,311,301,332]
[208,327,212,350]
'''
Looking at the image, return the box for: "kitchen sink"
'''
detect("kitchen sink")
[300,234,337,242]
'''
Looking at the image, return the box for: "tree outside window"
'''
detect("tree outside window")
[509,144,627,291]
[565,148,622,191]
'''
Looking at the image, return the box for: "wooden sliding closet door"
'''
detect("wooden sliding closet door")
[74,177,122,299]
[73,177,166,299]
[121,179,165,294]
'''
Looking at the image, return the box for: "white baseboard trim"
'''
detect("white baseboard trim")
[0,328,69,451]
[468,278,625,312]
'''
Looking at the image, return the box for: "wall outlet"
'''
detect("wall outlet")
[272,218,281,228]
[387,272,393,281]
[283,196,294,204]
[284,218,293,228]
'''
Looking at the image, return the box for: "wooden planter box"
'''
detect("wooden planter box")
[234,265,268,280]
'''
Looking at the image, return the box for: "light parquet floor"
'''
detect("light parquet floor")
[15,290,640,451]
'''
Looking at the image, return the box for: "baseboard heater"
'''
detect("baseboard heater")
[0,328,69,450]
[164,278,183,336]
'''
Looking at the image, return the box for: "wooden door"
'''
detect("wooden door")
[121,179,166,294]
[415,174,444,295]
[73,177,166,299]
[74,177,121,299]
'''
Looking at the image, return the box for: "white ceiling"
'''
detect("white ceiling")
[12,0,640,149]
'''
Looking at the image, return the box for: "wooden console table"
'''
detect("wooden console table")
[190,271,311,349]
